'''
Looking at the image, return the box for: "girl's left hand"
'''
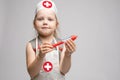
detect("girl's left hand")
[65,39,76,56]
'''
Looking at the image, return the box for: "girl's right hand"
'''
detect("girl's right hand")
[39,43,53,58]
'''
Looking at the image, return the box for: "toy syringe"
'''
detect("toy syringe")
[34,35,77,51]
[52,35,77,48]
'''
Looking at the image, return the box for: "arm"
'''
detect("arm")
[60,39,76,75]
[26,42,53,79]
[26,42,44,79]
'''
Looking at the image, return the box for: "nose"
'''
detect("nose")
[43,19,48,25]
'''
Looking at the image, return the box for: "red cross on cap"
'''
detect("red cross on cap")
[43,61,53,72]
[42,1,52,8]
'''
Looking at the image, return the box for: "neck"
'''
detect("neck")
[39,35,54,43]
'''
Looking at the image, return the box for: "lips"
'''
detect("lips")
[41,27,49,29]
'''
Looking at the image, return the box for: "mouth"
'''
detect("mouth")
[41,27,50,29]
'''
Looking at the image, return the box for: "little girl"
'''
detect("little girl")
[26,0,76,80]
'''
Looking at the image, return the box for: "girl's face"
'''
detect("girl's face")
[34,9,58,37]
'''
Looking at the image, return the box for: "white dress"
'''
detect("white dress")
[32,37,65,80]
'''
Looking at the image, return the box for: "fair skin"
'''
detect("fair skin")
[26,9,76,79]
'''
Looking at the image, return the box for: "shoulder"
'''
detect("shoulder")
[28,37,36,49]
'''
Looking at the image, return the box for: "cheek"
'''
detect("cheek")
[34,21,40,30]
[51,23,57,29]
[35,21,42,27]
[52,21,58,27]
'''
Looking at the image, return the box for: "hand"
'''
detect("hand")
[65,39,76,56]
[39,43,53,58]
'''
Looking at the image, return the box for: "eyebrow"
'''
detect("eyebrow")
[37,15,56,18]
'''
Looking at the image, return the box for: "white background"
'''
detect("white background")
[0,0,120,80]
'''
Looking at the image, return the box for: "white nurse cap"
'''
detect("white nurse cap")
[35,0,57,14]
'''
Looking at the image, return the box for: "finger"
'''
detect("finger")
[65,41,72,50]
[42,48,53,54]
[41,47,53,51]
[65,42,74,53]
[65,40,76,51]
[65,44,73,55]
[68,39,76,48]
[65,44,71,51]
[68,40,76,50]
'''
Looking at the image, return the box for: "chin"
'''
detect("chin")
[39,32,53,37]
